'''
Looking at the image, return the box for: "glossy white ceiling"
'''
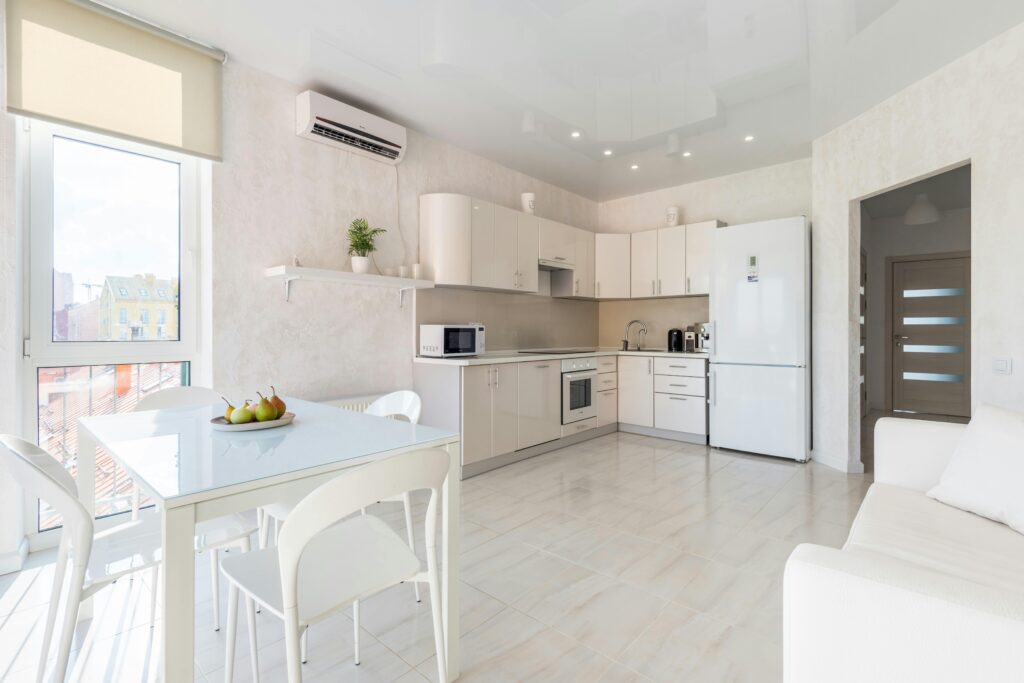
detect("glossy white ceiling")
[111,0,1024,200]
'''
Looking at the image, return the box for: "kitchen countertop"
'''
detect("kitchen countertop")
[413,347,709,366]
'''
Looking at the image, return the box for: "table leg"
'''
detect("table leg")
[442,441,461,681]
[162,504,196,682]
[76,428,97,621]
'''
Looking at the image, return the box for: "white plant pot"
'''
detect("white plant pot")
[351,256,370,274]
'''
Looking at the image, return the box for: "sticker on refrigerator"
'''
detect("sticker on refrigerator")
[746,255,759,283]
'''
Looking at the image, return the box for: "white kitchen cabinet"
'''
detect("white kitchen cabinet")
[654,357,705,377]
[419,193,472,286]
[551,227,595,298]
[654,393,706,434]
[461,364,519,465]
[617,355,654,427]
[470,199,496,288]
[630,230,658,298]
[596,355,617,375]
[517,360,562,449]
[595,233,630,299]
[538,218,576,266]
[684,220,724,295]
[516,213,540,292]
[654,374,705,397]
[657,225,687,296]
[597,389,618,427]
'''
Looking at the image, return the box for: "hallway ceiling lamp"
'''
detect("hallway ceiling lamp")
[904,193,941,225]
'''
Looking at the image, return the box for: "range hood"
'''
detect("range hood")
[538,258,575,271]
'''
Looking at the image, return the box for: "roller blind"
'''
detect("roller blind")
[5,0,223,160]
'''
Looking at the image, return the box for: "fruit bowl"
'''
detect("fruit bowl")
[210,412,295,432]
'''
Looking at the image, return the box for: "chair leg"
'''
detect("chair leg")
[37,537,69,683]
[258,510,271,550]
[427,545,448,683]
[402,492,421,602]
[53,565,87,683]
[245,595,260,682]
[149,563,160,628]
[209,549,221,631]
[224,583,239,683]
[283,608,303,682]
[274,517,280,546]
[131,484,140,521]
[353,599,360,666]
[300,627,308,664]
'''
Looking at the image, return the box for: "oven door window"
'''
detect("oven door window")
[568,376,592,410]
[443,328,475,354]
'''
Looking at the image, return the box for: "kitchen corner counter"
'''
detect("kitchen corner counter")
[413,348,709,366]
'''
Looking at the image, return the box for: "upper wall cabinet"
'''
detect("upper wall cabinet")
[420,193,539,292]
[538,218,576,266]
[630,229,659,298]
[551,226,595,298]
[595,233,630,299]
[684,220,724,295]
[629,220,726,298]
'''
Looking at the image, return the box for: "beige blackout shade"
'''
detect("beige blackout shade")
[5,0,222,160]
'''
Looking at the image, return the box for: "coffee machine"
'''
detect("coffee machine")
[667,328,684,353]
[694,322,711,352]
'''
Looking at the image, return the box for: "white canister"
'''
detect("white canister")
[521,192,536,214]
[398,265,410,278]
[411,263,423,280]
[666,205,680,227]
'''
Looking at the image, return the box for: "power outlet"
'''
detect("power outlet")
[993,358,1013,375]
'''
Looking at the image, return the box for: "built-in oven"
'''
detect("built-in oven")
[561,357,597,424]
[419,324,485,358]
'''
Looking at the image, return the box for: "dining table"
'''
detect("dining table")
[77,397,462,681]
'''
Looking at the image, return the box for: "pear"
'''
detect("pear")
[230,401,255,424]
[269,386,287,418]
[221,396,235,422]
[255,393,278,422]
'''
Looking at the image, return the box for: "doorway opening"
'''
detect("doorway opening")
[858,164,971,470]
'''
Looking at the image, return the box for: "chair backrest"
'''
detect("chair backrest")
[0,435,93,564]
[134,385,222,412]
[365,390,421,424]
[276,448,450,610]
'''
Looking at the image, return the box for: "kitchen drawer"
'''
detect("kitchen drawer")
[597,388,617,426]
[654,375,705,397]
[562,417,598,438]
[654,393,707,435]
[654,357,706,378]
[596,373,618,391]
[597,356,617,374]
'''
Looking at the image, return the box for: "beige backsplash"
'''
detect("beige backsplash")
[415,289,598,350]
[598,297,709,349]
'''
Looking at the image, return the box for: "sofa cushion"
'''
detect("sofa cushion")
[845,483,1024,595]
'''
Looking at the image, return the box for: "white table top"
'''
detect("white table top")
[78,398,458,503]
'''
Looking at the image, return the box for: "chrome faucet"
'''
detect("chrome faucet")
[622,320,648,351]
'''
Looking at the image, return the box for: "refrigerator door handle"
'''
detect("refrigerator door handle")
[710,370,716,406]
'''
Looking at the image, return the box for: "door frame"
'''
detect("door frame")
[883,250,971,412]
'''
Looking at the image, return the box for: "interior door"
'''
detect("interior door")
[891,257,971,417]
[657,225,687,296]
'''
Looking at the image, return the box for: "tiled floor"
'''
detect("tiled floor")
[0,432,872,682]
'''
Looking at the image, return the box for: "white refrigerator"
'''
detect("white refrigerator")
[708,216,810,462]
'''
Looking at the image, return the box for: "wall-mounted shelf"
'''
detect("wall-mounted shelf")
[264,265,434,306]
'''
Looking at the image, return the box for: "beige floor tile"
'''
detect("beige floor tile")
[619,604,731,682]
[460,536,576,604]
[672,561,778,625]
[580,533,709,601]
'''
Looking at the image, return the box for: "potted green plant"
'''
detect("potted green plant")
[346,218,386,274]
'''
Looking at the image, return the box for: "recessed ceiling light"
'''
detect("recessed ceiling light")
[682,151,692,157]
[570,131,581,138]
[744,135,755,142]
[603,149,613,156]
[630,164,639,170]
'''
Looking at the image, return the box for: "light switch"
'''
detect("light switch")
[993,358,1013,375]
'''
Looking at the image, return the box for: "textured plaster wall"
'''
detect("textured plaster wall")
[812,22,1024,471]
[598,159,811,233]
[211,62,597,400]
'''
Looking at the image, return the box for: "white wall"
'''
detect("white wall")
[812,22,1024,472]
[598,158,811,232]
[211,62,598,400]
[862,208,971,410]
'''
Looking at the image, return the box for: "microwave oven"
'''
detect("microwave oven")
[419,324,486,358]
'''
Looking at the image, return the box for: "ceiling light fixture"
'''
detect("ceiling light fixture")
[603,149,613,156]
[630,164,639,170]
[904,193,941,225]
[682,151,692,158]
[570,130,581,138]
[744,135,755,142]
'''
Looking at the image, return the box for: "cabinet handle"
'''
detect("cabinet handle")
[494,368,499,387]
[554,256,566,261]
[686,276,691,294]
[596,282,600,297]
[601,379,614,384]
[669,383,687,387]
[648,359,652,374]
[658,279,662,295]
[486,367,492,386]
[710,370,717,406]
[669,396,687,401]
[535,364,550,369]
[651,280,655,295]
[668,364,687,369]
[575,278,579,295]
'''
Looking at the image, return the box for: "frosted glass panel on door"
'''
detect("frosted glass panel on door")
[902,372,964,382]
[903,345,964,353]
[902,288,966,298]
[903,317,965,325]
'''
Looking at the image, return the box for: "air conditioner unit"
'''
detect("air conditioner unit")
[295,90,406,164]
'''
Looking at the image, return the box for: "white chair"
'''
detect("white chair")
[259,391,424,599]
[220,447,450,683]
[0,435,163,683]
[132,385,259,632]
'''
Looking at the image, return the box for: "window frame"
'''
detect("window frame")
[20,120,205,547]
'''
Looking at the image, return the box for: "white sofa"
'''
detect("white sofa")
[784,417,1024,683]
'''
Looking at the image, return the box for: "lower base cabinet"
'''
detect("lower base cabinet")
[461,364,518,466]
[517,360,561,449]
[654,393,706,435]
[597,389,617,426]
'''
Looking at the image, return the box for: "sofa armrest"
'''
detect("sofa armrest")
[873,417,965,491]
[784,544,1024,683]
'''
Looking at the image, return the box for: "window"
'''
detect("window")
[24,121,201,534]
[157,309,166,324]
[157,289,167,298]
